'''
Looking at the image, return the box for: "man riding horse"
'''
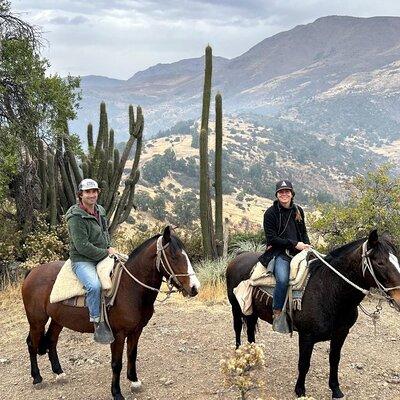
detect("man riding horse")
[66,178,116,344]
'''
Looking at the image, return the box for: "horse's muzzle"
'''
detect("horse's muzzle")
[182,285,198,298]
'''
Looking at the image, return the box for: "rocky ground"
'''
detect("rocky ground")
[0,288,399,400]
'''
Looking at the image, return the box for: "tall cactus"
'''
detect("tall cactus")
[215,92,223,257]
[36,102,144,234]
[199,45,218,259]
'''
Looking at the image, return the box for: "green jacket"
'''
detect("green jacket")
[66,204,111,263]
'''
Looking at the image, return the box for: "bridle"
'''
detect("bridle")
[310,241,400,327]
[360,241,400,311]
[115,236,196,302]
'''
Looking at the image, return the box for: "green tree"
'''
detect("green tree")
[310,165,400,249]
[172,191,199,227]
[151,195,166,221]
[0,2,80,233]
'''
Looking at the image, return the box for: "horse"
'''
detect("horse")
[22,226,200,400]
[226,230,400,399]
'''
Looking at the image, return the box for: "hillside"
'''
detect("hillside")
[124,113,387,228]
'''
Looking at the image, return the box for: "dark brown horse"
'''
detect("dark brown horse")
[226,230,400,399]
[22,226,200,400]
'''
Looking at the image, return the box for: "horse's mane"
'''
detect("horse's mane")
[127,233,184,263]
[309,237,366,275]
[309,234,397,276]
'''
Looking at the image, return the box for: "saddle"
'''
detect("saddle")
[49,256,125,306]
[233,250,311,317]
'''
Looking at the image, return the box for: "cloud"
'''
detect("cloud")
[48,15,88,25]
[13,0,400,79]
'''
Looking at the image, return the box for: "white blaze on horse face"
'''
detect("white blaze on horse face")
[389,253,400,275]
[182,250,201,290]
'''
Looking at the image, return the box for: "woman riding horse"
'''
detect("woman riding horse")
[258,180,311,330]
[227,230,400,399]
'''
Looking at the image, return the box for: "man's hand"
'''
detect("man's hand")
[107,247,117,256]
[295,242,311,251]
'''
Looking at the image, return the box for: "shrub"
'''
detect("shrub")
[220,343,265,400]
[228,230,265,254]
[310,165,400,250]
[22,215,69,270]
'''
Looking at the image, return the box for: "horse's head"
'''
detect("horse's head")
[156,226,200,297]
[363,230,400,310]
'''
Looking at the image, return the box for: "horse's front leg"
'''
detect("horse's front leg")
[110,332,126,400]
[127,329,143,392]
[329,328,349,399]
[295,333,315,398]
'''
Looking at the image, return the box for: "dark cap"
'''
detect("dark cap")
[275,180,295,196]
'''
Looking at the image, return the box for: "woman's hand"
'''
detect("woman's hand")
[107,247,117,256]
[295,242,311,251]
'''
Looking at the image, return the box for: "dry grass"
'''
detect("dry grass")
[0,280,27,345]
[197,281,227,304]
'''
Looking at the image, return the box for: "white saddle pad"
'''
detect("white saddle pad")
[233,250,310,316]
[49,257,115,303]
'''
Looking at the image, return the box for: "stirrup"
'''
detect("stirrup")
[94,321,114,344]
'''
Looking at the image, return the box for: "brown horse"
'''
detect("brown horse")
[22,226,200,400]
[226,230,400,399]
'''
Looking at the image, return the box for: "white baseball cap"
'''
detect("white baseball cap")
[78,179,99,191]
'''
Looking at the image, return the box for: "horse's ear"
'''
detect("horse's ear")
[163,225,171,243]
[368,229,379,247]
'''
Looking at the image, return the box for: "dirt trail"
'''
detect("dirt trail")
[1,292,399,400]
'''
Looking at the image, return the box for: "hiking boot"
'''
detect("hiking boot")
[94,321,114,344]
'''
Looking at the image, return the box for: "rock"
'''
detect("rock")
[0,358,10,365]
[164,379,174,386]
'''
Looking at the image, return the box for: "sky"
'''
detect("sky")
[12,0,400,80]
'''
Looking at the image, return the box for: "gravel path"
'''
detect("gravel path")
[1,292,399,400]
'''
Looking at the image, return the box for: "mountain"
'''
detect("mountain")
[71,15,400,146]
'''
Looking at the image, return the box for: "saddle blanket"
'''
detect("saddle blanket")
[49,257,115,304]
[233,250,310,315]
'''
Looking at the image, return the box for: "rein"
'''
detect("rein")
[309,241,400,330]
[114,236,195,302]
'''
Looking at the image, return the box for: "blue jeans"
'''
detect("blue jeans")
[273,255,290,311]
[72,261,101,322]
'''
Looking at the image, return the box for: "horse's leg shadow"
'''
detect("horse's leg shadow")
[329,328,349,399]
[111,331,126,400]
[295,333,315,398]
[45,320,66,380]
[127,329,143,392]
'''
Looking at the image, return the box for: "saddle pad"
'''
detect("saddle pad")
[49,257,115,303]
[250,250,309,289]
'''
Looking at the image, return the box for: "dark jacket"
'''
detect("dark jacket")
[258,200,310,266]
[66,204,111,263]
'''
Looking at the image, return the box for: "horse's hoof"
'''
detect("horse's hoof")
[130,379,142,392]
[332,387,345,399]
[32,376,43,386]
[55,372,67,382]
[33,380,44,389]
